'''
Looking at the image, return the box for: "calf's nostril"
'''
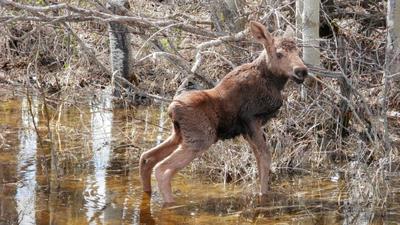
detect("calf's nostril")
[294,68,308,78]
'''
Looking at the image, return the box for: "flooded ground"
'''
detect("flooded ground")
[1,88,400,225]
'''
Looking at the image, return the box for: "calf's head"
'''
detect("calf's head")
[250,21,308,84]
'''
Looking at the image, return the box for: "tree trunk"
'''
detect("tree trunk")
[296,0,306,99]
[107,0,136,97]
[295,0,303,39]
[302,0,320,97]
[385,0,400,107]
[383,0,400,150]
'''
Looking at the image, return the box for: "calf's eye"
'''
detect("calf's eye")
[276,52,284,59]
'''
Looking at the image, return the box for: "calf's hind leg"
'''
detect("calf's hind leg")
[139,132,181,193]
[154,146,205,203]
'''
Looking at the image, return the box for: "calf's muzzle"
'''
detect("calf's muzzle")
[292,67,308,84]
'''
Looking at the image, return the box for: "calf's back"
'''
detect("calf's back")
[169,55,286,142]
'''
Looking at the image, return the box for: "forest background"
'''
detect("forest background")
[0,0,399,206]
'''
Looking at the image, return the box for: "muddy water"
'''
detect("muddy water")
[0,89,399,225]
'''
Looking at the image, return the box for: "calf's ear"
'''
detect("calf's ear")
[250,21,274,52]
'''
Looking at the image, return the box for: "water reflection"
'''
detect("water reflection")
[1,92,400,225]
[84,87,113,224]
[156,103,165,145]
[16,97,38,225]
[139,194,156,225]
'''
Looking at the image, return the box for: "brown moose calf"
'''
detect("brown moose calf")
[139,21,308,203]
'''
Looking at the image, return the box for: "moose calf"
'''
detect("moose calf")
[139,21,308,203]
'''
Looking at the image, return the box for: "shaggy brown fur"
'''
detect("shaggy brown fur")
[139,21,308,203]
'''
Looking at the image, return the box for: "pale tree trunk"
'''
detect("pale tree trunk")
[383,0,400,150]
[385,0,400,105]
[295,0,303,39]
[296,0,305,98]
[302,0,320,98]
[107,0,136,97]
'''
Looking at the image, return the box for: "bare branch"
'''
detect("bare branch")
[191,28,248,73]
[0,0,221,38]
[62,23,111,77]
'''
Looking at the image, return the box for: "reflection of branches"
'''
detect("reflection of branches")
[139,194,155,225]
[25,90,43,148]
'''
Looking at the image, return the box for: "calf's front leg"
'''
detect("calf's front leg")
[244,121,271,194]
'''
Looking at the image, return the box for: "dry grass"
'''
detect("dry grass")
[1,0,399,208]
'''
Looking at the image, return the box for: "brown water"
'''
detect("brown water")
[1,88,399,225]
